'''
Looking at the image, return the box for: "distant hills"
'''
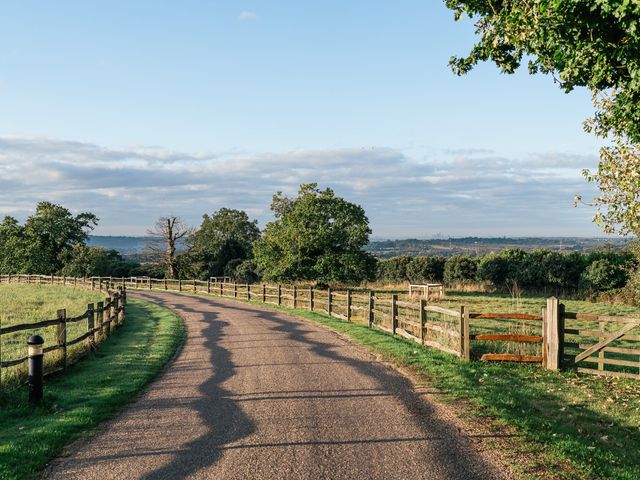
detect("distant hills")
[89,235,629,260]
[364,236,629,258]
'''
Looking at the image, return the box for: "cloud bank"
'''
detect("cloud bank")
[0,136,600,236]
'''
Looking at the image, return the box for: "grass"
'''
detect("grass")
[0,298,184,480]
[0,285,106,384]
[208,292,640,480]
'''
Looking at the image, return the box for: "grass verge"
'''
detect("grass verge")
[0,298,184,480]
[233,297,639,480]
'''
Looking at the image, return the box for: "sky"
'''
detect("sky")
[0,1,608,237]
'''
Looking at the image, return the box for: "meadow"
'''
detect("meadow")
[0,298,184,480]
[0,285,106,387]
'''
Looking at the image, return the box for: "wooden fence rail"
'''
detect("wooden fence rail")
[0,275,126,388]
[94,277,572,370]
[5,276,639,381]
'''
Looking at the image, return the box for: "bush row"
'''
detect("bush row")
[376,249,635,293]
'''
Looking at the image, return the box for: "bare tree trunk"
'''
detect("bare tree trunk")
[147,216,192,279]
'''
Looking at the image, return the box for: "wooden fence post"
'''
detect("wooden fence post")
[96,301,104,342]
[91,278,95,290]
[234,283,238,298]
[309,287,314,312]
[220,282,223,296]
[247,284,251,300]
[460,306,470,361]
[179,279,182,292]
[114,295,120,326]
[104,297,111,336]
[262,284,266,302]
[148,278,152,290]
[207,279,211,294]
[544,297,564,371]
[293,286,297,309]
[598,317,605,371]
[420,298,427,345]
[327,287,332,316]
[87,303,95,348]
[277,285,282,306]
[346,289,352,322]
[193,279,196,293]
[391,294,398,334]
[57,309,67,371]
[368,291,374,327]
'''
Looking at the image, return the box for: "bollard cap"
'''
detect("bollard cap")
[27,334,45,346]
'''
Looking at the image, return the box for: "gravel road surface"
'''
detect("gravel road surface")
[47,291,505,480]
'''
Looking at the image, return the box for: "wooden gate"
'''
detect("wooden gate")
[563,312,640,380]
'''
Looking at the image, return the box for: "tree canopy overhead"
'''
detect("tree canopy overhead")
[445,0,640,235]
[253,184,376,283]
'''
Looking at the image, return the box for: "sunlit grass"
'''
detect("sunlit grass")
[0,298,184,480]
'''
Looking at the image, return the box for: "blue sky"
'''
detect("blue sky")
[0,1,606,237]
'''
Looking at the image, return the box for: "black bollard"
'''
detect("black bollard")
[27,334,44,404]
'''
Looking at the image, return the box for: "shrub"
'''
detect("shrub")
[406,256,445,283]
[376,256,412,283]
[581,258,628,292]
[444,255,478,284]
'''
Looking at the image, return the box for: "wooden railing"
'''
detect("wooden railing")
[0,275,126,388]
[100,277,564,368]
[6,275,637,380]
[563,310,640,380]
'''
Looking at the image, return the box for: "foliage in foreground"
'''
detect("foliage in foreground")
[445,0,640,237]
[0,299,184,480]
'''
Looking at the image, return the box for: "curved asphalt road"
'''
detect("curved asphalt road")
[48,291,504,480]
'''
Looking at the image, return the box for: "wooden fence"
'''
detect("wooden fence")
[98,277,570,370]
[4,275,638,380]
[0,275,126,388]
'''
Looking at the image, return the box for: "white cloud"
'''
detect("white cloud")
[238,10,258,21]
[0,135,601,236]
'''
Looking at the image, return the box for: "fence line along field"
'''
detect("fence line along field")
[0,276,124,388]
[102,276,640,380]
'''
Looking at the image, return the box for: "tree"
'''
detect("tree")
[0,202,97,274]
[445,1,640,235]
[147,216,192,278]
[444,255,478,285]
[581,258,628,292]
[253,184,376,283]
[406,256,446,283]
[0,216,27,274]
[377,256,412,283]
[185,208,260,279]
[60,244,136,277]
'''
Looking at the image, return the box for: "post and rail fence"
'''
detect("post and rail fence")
[2,275,639,384]
[0,275,127,393]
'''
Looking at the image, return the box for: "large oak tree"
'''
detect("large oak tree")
[253,184,376,284]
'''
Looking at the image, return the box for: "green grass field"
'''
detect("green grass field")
[0,297,184,480]
[0,285,106,386]
[238,297,640,480]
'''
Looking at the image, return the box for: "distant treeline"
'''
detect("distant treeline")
[365,237,629,258]
[376,249,635,293]
[2,199,638,300]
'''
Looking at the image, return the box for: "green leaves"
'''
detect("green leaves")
[445,0,640,236]
[0,202,97,275]
[253,183,376,283]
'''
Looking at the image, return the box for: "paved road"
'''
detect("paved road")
[48,292,504,480]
